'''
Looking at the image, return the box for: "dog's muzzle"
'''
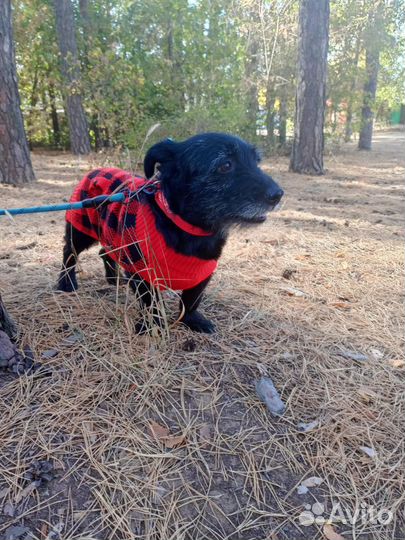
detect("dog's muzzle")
[238,186,284,224]
[264,187,284,207]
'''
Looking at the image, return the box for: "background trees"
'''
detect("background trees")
[358,1,385,150]
[53,0,91,154]
[289,0,330,174]
[8,0,405,156]
[0,0,35,185]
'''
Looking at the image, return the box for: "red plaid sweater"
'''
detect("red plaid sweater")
[66,168,218,290]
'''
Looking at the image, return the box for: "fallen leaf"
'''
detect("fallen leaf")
[163,434,185,448]
[297,476,323,494]
[298,420,319,432]
[149,421,170,440]
[370,349,384,360]
[330,301,351,310]
[357,387,377,403]
[323,523,345,540]
[16,241,37,251]
[295,254,311,260]
[363,409,378,420]
[40,522,48,539]
[149,421,185,448]
[388,358,405,368]
[301,476,323,488]
[282,286,307,297]
[256,377,286,416]
[259,239,279,245]
[337,349,368,362]
[15,481,39,504]
[41,349,58,359]
[62,331,83,346]
[359,446,377,458]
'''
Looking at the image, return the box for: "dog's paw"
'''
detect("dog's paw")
[181,312,215,333]
[135,320,153,335]
[56,272,79,292]
[106,276,120,285]
[135,316,164,335]
[56,277,78,293]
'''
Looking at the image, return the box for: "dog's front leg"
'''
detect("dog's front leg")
[180,276,215,333]
[125,272,164,334]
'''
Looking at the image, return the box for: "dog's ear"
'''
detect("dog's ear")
[144,139,177,179]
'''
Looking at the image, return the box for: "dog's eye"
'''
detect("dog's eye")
[217,161,232,174]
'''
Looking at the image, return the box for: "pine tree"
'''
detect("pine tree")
[53,0,91,154]
[290,0,330,175]
[0,0,35,185]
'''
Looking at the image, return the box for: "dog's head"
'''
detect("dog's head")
[144,132,284,232]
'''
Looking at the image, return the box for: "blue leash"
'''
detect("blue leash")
[0,193,126,217]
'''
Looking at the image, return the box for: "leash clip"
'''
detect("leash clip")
[143,180,161,195]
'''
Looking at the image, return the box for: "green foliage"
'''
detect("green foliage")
[124,101,250,150]
[11,0,405,153]
[328,0,405,138]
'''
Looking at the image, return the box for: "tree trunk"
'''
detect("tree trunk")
[344,102,354,143]
[289,0,330,175]
[79,0,91,62]
[344,35,361,142]
[245,42,259,139]
[400,104,405,125]
[48,82,61,147]
[78,0,105,150]
[358,3,384,150]
[90,114,103,151]
[0,294,17,339]
[279,96,287,146]
[358,48,379,150]
[266,81,276,148]
[27,66,39,150]
[0,0,35,185]
[53,0,91,155]
[167,18,185,111]
[245,12,259,140]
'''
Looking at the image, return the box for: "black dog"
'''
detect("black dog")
[57,133,283,333]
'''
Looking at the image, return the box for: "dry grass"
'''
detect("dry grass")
[0,130,404,540]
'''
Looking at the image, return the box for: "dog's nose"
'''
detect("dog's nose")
[265,187,284,205]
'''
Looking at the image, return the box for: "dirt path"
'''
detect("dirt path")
[0,130,404,540]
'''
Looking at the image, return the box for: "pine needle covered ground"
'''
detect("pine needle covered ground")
[0,130,404,540]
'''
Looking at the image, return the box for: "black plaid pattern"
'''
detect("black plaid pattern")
[107,210,118,230]
[88,169,101,180]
